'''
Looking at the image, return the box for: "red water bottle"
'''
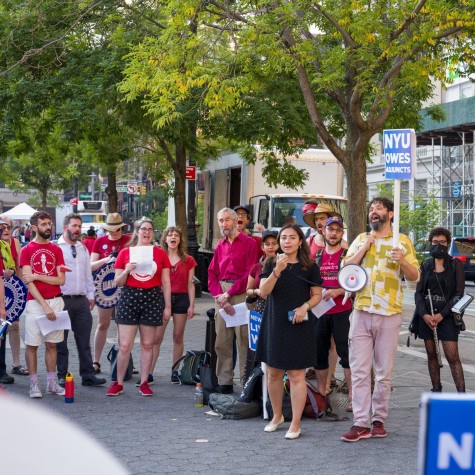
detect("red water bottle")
[65,372,74,403]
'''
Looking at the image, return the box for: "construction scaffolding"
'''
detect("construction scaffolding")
[416,131,475,237]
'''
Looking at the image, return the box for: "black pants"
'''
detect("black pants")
[57,296,94,379]
[315,309,352,370]
[0,327,7,377]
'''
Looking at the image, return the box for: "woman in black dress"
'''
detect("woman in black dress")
[414,227,465,392]
[257,224,322,440]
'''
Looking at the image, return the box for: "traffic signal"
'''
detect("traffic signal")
[141,186,147,195]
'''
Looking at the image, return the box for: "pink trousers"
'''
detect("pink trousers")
[349,309,402,428]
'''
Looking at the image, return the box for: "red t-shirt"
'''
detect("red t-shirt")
[9,238,19,262]
[319,248,352,314]
[309,235,324,260]
[82,237,96,254]
[20,241,65,301]
[92,234,130,259]
[170,255,197,293]
[115,246,171,289]
[249,261,263,289]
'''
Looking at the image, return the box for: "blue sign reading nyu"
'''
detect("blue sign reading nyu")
[383,129,416,180]
[419,394,475,474]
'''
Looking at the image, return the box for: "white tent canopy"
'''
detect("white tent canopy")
[1,202,38,220]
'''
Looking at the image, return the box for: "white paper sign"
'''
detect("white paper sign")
[130,246,154,276]
[219,302,249,327]
[36,310,71,336]
[312,297,336,319]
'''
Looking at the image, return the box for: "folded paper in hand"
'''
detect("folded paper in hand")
[36,311,71,336]
[219,302,248,327]
[312,297,336,319]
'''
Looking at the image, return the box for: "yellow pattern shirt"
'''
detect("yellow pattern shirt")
[345,231,419,316]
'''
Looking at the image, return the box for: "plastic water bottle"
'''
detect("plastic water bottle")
[65,372,74,403]
[194,383,203,407]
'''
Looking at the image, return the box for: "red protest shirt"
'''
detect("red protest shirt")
[309,235,324,260]
[92,234,130,259]
[319,248,352,314]
[115,246,171,289]
[82,237,96,254]
[9,238,19,262]
[170,255,197,294]
[20,241,65,301]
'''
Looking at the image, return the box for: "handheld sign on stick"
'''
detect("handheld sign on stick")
[383,129,416,248]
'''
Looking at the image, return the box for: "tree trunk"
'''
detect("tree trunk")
[41,188,48,210]
[106,165,118,213]
[344,149,368,243]
[174,144,187,248]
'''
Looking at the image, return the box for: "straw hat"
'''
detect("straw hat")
[101,213,127,232]
[303,203,339,228]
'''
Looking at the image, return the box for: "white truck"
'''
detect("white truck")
[196,148,348,290]
[56,200,108,236]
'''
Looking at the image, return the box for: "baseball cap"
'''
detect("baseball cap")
[233,205,250,215]
[262,230,278,241]
[325,216,344,228]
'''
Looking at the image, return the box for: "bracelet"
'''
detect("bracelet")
[305,301,311,310]
[272,269,281,279]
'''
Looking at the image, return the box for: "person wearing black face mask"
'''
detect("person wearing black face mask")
[414,227,466,393]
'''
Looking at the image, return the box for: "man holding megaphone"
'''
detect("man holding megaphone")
[340,197,419,443]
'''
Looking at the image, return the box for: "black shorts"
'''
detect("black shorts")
[416,314,459,342]
[314,309,352,369]
[172,293,190,314]
[115,286,164,326]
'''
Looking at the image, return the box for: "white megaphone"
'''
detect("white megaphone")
[338,264,368,305]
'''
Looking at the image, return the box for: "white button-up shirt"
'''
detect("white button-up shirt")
[58,236,95,300]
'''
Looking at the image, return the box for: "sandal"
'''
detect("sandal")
[12,365,29,376]
[93,362,101,374]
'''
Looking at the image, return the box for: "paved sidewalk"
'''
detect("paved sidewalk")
[2,293,474,474]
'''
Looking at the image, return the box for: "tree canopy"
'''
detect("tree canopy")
[119,0,475,240]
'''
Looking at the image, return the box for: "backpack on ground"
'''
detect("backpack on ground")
[208,393,260,420]
[172,350,207,385]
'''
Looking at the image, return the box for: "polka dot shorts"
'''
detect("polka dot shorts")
[115,286,165,326]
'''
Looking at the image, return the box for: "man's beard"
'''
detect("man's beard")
[67,229,80,242]
[370,213,388,231]
[324,237,342,247]
[37,229,51,240]
[220,225,236,238]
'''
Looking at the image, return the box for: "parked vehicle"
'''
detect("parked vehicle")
[196,148,345,291]
[449,237,475,281]
[56,200,108,235]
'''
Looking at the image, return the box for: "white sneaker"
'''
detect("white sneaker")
[29,382,43,398]
[46,380,65,396]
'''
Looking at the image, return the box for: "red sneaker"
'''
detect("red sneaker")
[372,421,388,438]
[106,382,124,396]
[341,425,371,442]
[139,382,154,397]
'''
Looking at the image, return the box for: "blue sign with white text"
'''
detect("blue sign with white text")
[383,129,415,180]
[419,394,475,474]
[248,310,262,351]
